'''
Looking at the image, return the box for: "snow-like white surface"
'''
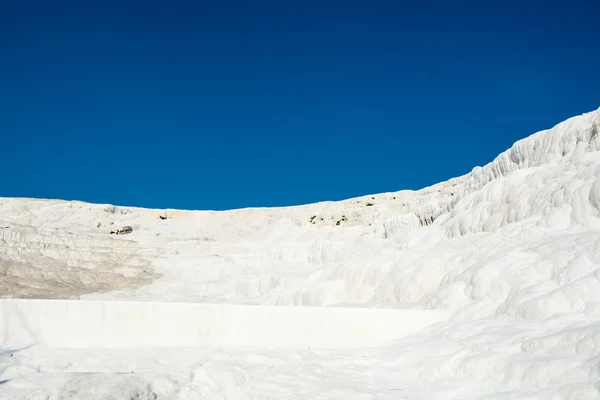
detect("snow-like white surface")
[0,299,448,349]
[1,107,600,399]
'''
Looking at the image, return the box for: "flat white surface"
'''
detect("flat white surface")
[1,108,600,399]
[0,299,448,349]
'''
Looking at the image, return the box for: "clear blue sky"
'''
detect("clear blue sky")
[1,0,599,210]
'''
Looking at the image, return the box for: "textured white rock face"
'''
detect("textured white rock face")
[1,108,600,399]
[0,219,156,299]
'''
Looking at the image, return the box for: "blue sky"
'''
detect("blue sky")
[1,0,599,210]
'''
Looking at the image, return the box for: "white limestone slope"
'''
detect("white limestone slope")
[1,107,600,399]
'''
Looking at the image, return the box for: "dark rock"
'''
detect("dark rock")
[118,226,133,235]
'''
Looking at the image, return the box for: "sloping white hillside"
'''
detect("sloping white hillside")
[1,107,599,399]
